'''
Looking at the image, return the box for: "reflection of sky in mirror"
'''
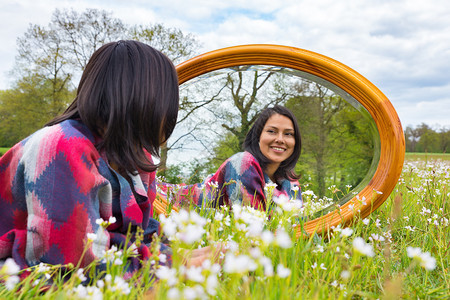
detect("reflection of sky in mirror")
[176,65,381,216]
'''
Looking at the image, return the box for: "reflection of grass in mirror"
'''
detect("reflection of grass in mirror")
[2,159,448,299]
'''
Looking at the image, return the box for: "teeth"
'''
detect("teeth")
[272,147,285,151]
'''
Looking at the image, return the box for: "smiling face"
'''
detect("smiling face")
[259,113,296,177]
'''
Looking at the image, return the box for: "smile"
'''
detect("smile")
[271,146,286,152]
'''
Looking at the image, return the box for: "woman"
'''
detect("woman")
[0,40,211,274]
[162,105,302,211]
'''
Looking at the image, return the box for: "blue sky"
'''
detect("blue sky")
[1,0,449,128]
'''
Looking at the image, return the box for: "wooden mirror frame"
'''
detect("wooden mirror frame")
[155,44,405,237]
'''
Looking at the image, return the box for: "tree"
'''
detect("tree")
[171,66,293,175]
[0,75,74,146]
[51,8,127,71]
[3,7,201,159]
[286,80,375,198]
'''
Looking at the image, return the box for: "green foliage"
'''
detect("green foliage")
[204,132,242,173]
[158,160,210,185]
[286,89,375,199]
[0,7,200,161]
[405,123,449,153]
[0,76,75,146]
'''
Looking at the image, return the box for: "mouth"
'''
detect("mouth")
[270,146,286,153]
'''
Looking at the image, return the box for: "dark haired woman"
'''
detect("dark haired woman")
[161,105,302,211]
[0,40,211,274]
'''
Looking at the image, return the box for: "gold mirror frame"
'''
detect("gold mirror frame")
[155,44,405,237]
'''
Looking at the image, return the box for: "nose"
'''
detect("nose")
[275,133,284,143]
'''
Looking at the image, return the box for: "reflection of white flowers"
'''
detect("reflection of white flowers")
[407,247,436,271]
[352,237,375,257]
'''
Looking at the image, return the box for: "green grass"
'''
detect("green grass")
[0,147,10,156]
[0,159,449,299]
[405,152,450,161]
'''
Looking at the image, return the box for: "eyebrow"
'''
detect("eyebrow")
[264,125,294,131]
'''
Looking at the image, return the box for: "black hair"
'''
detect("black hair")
[46,40,179,175]
[243,105,301,182]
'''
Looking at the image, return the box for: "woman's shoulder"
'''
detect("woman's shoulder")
[227,151,259,164]
[221,151,263,175]
[18,119,98,163]
[28,120,94,145]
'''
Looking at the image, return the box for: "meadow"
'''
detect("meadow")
[0,156,449,299]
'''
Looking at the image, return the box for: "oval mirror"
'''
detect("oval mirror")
[156,44,405,237]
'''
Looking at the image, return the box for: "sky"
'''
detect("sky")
[1,0,449,129]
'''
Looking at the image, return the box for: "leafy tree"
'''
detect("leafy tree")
[2,7,201,168]
[0,75,74,146]
[175,66,291,171]
[286,81,375,198]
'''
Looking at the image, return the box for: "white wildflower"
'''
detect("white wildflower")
[276,264,291,278]
[259,256,274,277]
[261,230,274,245]
[206,275,219,296]
[76,268,87,282]
[340,228,354,237]
[375,219,381,228]
[35,262,51,273]
[406,247,436,271]
[155,266,178,286]
[1,258,20,275]
[275,228,292,248]
[87,233,97,242]
[167,288,180,299]
[223,253,257,274]
[340,270,351,279]
[186,266,204,283]
[313,245,324,253]
[352,237,375,257]
[369,233,385,242]
[5,275,19,291]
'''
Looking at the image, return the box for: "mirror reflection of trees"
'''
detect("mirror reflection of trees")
[172,66,377,208]
[285,81,375,199]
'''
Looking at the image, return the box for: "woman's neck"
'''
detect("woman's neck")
[265,163,280,182]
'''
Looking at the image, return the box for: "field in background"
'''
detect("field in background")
[405,152,450,161]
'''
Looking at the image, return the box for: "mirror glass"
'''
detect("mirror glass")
[168,65,380,218]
